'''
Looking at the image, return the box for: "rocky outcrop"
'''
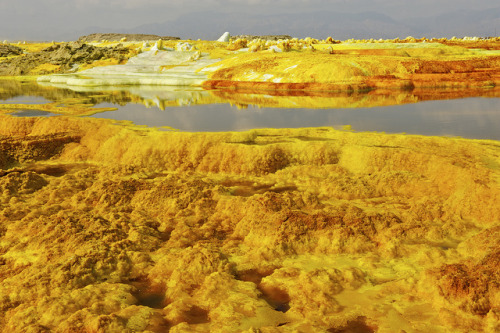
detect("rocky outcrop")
[232,35,293,41]
[78,33,180,42]
[0,44,23,57]
[0,42,130,75]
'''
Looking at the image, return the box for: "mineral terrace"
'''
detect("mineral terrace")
[0,34,499,333]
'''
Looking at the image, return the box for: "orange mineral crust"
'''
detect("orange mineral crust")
[0,115,499,332]
[202,39,500,92]
[204,53,500,92]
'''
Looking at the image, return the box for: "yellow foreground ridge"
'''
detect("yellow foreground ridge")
[0,115,499,332]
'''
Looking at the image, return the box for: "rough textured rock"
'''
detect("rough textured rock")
[0,42,130,75]
[0,44,23,57]
[0,115,498,332]
[1,38,500,333]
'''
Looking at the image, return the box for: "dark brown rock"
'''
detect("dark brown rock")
[78,33,180,42]
[231,35,293,41]
[0,42,130,76]
[0,44,23,57]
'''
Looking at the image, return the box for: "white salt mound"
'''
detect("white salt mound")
[217,32,230,42]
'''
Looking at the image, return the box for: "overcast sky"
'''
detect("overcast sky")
[1,0,499,40]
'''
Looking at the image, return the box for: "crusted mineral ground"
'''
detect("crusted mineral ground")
[6,37,494,92]
[1,37,500,332]
[202,42,500,91]
[2,37,496,114]
[0,114,499,332]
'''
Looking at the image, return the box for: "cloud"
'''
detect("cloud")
[0,0,498,40]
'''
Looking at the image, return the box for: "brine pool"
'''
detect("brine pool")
[1,80,500,140]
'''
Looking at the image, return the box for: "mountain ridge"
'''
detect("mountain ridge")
[3,7,499,41]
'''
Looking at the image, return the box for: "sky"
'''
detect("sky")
[1,0,499,41]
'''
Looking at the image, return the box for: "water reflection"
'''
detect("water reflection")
[88,97,500,140]
[1,79,500,140]
[9,110,58,117]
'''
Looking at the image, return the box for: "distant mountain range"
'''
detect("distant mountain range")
[5,7,500,41]
[406,7,500,38]
[107,7,500,40]
[130,11,410,40]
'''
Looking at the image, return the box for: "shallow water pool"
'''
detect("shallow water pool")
[90,96,500,140]
[2,79,500,140]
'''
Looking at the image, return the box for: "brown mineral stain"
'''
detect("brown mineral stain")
[257,285,291,313]
[328,316,376,333]
[130,277,167,310]
[183,305,210,325]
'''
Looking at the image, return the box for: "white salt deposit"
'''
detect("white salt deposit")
[176,42,194,51]
[268,45,282,53]
[38,49,220,87]
[217,32,230,42]
[262,74,274,81]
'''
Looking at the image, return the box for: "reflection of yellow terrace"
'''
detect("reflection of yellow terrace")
[209,86,500,109]
[9,78,500,116]
[0,102,117,116]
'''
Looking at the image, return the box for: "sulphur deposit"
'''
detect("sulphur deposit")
[0,114,499,332]
[2,36,500,92]
[0,36,500,333]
